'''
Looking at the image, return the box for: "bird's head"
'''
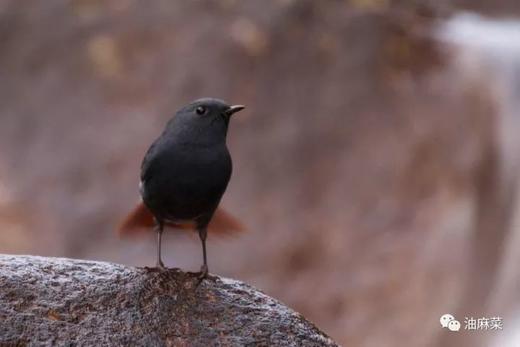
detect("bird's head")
[166,98,244,145]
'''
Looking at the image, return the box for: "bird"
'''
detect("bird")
[118,98,245,279]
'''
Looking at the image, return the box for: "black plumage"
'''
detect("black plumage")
[139,98,244,278]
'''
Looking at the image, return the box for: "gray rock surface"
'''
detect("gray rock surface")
[0,255,337,347]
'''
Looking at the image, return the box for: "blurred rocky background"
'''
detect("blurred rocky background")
[1,1,520,346]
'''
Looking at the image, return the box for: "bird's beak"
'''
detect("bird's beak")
[224,105,245,117]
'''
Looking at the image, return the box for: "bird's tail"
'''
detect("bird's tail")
[118,201,245,237]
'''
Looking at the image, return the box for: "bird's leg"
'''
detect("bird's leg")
[155,219,165,269]
[198,227,209,280]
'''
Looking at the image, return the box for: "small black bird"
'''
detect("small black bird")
[120,98,244,279]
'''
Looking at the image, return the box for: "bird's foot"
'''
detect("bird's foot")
[156,260,166,270]
[194,264,210,286]
[198,264,209,280]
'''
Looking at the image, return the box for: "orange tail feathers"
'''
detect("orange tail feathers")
[117,202,245,237]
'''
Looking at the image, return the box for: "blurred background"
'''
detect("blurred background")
[1,0,520,346]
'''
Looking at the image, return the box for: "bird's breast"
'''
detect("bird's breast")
[141,144,232,222]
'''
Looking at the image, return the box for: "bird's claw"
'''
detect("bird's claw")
[198,264,208,280]
[156,260,166,270]
[194,264,210,286]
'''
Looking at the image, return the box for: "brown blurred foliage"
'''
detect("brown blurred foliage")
[1,1,520,346]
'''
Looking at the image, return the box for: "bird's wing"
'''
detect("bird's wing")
[140,137,162,184]
[117,201,245,237]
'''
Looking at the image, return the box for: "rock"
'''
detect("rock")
[0,255,338,347]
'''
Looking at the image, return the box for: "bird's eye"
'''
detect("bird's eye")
[196,106,206,115]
